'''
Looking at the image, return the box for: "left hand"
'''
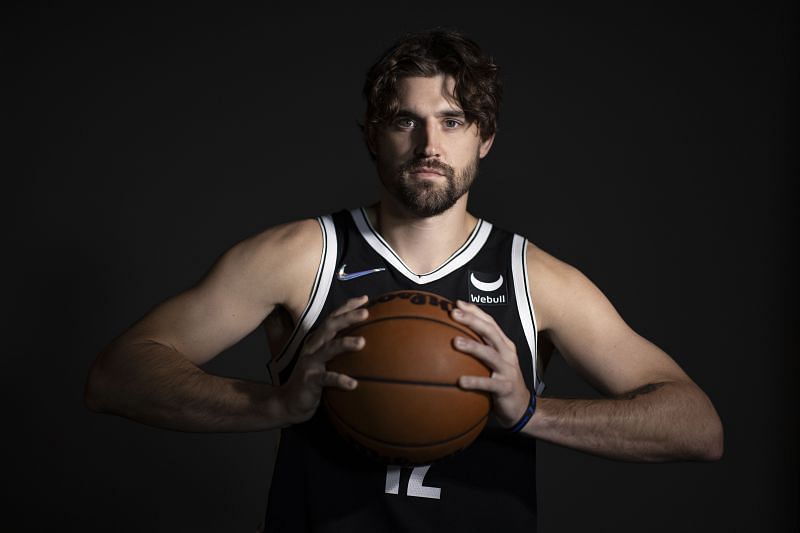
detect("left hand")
[450,300,531,429]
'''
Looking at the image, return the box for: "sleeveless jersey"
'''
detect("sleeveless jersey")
[263,207,546,532]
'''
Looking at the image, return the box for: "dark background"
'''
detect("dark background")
[6,4,796,532]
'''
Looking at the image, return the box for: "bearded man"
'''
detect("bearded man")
[85,28,723,532]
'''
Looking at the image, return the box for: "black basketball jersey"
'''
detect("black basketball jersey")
[263,207,546,532]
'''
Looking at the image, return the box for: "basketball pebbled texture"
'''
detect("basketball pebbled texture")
[324,290,492,465]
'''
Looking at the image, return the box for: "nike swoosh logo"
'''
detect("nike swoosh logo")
[337,264,387,281]
[470,273,504,292]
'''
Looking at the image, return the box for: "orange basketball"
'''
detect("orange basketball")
[324,290,491,465]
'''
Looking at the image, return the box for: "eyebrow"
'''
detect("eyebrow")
[395,108,466,119]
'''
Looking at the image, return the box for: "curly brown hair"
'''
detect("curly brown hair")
[361,28,503,158]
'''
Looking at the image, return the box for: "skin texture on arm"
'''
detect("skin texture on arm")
[84,218,323,432]
[520,243,724,461]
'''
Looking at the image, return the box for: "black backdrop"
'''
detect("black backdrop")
[7,4,796,532]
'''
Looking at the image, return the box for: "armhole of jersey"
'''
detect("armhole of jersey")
[267,215,338,384]
[511,235,546,395]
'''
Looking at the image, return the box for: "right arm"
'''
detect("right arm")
[84,218,366,432]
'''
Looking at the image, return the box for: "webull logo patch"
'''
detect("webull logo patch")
[468,270,507,306]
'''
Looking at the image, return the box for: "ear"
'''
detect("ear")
[363,125,378,158]
[478,132,495,159]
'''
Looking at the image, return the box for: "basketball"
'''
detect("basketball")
[323,290,491,465]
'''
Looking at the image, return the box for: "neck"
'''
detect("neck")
[366,193,478,275]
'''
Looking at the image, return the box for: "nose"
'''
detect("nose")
[413,120,441,158]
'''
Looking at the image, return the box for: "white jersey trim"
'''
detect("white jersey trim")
[350,207,493,285]
[511,235,545,394]
[270,215,338,380]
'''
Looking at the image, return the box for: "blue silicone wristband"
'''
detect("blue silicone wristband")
[510,391,537,433]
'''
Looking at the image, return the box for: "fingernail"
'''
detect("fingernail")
[454,336,466,347]
[452,309,463,318]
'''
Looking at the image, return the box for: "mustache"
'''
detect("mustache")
[399,159,455,178]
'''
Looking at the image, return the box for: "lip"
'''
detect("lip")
[410,167,444,176]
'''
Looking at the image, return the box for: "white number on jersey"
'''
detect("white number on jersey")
[384,465,441,500]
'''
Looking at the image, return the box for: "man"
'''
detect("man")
[85,29,723,532]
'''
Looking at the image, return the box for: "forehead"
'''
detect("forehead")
[395,74,462,113]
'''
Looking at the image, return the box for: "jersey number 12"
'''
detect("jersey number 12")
[384,465,441,500]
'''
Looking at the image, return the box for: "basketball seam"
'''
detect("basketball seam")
[349,376,481,387]
[325,398,489,448]
[340,315,481,342]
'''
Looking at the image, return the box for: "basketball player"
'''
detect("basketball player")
[85,29,723,532]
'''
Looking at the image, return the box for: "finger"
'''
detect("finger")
[326,307,369,338]
[453,336,503,371]
[456,300,515,350]
[458,375,513,395]
[304,307,369,354]
[452,305,512,354]
[321,370,358,390]
[456,299,495,324]
[331,295,369,318]
[313,335,365,364]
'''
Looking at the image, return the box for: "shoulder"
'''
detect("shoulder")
[239,217,323,257]
[524,241,581,283]
[226,217,322,270]
[524,240,584,287]
[215,217,324,308]
[524,240,603,332]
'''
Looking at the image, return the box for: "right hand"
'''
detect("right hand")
[279,295,369,425]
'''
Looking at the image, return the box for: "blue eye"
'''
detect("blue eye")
[444,119,462,128]
[396,118,415,128]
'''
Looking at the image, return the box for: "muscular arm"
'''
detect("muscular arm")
[522,244,724,461]
[87,339,289,432]
[527,381,721,461]
[84,218,322,432]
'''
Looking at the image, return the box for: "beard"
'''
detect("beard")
[378,153,480,218]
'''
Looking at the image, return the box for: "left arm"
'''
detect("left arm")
[521,380,722,462]
[451,243,723,462]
